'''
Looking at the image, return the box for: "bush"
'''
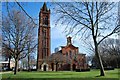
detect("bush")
[20,69,37,71]
[91,67,114,70]
[31,69,37,71]
[76,68,90,72]
[104,67,114,70]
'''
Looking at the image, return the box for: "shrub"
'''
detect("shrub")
[76,68,90,72]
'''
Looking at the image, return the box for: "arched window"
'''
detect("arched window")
[45,17,48,25]
[69,50,72,58]
[43,16,48,25]
[42,29,47,59]
[66,52,68,56]
[43,18,45,25]
[42,29,47,47]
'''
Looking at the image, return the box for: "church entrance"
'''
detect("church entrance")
[41,63,48,71]
[72,64,76,71]
[43,65,46,71]
[51,63,54,71]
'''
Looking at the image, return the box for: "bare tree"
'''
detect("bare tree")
[2,9,36,75]
[49,52,64,71]
[99,38,120,68]
[4,1,37,26]
[53,2,120,76]
[21,57,28,70]
[3,1,37,72]
[26,37,37,72]
[2,46,12,70]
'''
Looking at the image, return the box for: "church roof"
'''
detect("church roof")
[61,44,78,49]
[67,44,78,48]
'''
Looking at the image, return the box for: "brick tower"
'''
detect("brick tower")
[37,2,51,71]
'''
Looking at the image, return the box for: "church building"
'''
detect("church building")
[37,3,88,71]
[50,36,88,71]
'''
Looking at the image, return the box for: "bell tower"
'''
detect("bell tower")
[67,36,72,45]
[37,2,50,71]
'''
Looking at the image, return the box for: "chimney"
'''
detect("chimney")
[67,36,72,45]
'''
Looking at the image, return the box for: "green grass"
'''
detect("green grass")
[1,69,120,80]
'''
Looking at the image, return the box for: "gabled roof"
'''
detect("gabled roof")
[67,44,78,49]
[61,44,78,49]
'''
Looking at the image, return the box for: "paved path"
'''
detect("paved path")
[0,71,12,74]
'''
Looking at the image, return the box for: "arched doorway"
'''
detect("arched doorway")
[72,64,76,71]
[41,63,48,71]
[43,65,46,71]
[40,65,41,69]
[51,63,54,71]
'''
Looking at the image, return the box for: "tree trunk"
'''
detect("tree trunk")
[8,56,11,70]
[94,41,105,76]
[79,63,81,71]
[28,54,31,72]
[14,58,18,75]
[56,63,58,71]
[70,64,73,71]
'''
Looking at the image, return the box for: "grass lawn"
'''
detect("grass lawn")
[1,69,120,80]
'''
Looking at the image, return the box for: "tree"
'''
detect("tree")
[2,9,36,75]
[53,2,120,76]
[98,38,120,68]
[49,52,64,71]
[2,46,12,70]
[26,38,37,72]
[4,2,37,26]
[21,57,28,70]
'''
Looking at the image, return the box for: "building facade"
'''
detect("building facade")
[37,3,88,71]
[37,2,51,71]
[0,54,15,71]
[50,37,88,71]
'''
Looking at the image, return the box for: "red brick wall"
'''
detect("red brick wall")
[37,6,51,69]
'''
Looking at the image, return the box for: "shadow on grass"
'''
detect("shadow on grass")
[95,75,101,77]
[1,78,119,80]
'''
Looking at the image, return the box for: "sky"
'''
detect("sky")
[1,0,120,2]
[1,2,119,56]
